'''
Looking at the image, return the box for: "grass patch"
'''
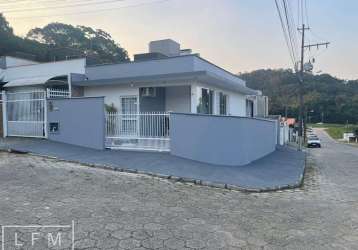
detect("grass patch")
[308,123,358,139]
[326,127,349,139]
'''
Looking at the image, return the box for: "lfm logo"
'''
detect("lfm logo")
[1,221,75,250]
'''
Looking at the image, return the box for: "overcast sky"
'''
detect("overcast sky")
[4,0,358,80]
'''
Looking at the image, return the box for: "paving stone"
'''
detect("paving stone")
[0,129,357,249]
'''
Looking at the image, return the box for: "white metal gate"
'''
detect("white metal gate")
[2,91,47,138]
[106,112,170,151]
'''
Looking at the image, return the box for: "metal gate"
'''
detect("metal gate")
[2,91,47,138]
[106,112,170,151]
[0,98,3,138]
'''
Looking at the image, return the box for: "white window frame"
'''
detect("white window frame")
[216,91,229,115]
[119,95,139,114]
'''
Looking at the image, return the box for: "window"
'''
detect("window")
[120,96,138,114]
[197,88,214,114]
[219,92,228,115]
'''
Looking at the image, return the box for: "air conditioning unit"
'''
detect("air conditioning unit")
[141,87,156,97]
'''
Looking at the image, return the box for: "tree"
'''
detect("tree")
[0,14,13,34]
[240,69,358,124]
[26,23,129,64]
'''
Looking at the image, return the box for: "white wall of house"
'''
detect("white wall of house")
[192,82,247,116]
[84,81,247,116]
[228,91,246,116]
[165,86,191,113]
[84,84,139,111]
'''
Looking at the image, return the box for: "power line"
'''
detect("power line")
[274,0,330,150]
[282,0,299,63]
[274,0,298,69]
[6,0,170,20]
[0,0,99,7]
[1,0,127,13]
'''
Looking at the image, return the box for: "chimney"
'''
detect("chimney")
[149,39,181,57]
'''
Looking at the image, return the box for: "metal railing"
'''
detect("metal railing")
[47,88,70,98]
[105,112,170,151]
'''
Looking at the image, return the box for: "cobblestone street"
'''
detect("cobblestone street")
[0,129,357,249]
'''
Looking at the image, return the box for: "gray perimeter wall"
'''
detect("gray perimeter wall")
[170,113,277,166]
[47,97,105,150]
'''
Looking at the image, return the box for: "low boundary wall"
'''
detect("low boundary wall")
[170,113,277,166]
[47,97,105,150]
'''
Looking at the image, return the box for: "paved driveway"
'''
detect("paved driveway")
[0,138,305,191]
[0,129,357,249]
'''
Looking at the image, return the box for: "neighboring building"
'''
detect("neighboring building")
[0,56,86,95]
[343,132,357,143]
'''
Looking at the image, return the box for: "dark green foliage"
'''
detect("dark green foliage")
[354,128,358,137]
[0,14,129,65]
[240,69,358,124]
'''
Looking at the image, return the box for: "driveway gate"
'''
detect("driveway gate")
[2,91,47,138]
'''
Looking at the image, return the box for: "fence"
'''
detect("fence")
[47,88,70,98]
[0,97,3,137]
[3,91,46,138]
[105,112,170,151]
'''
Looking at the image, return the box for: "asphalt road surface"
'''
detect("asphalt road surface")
[0,129,357,249]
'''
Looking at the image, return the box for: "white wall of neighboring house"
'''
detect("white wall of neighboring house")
[4,58,86,82]
[5,86,45,93]
[5,56,38,68]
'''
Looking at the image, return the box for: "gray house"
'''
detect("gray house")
[73,39,264,117]
[68,39,269,150]
[1,39,276,166]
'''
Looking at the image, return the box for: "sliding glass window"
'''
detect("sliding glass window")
[197,88,214,114]
[219,92,228,115]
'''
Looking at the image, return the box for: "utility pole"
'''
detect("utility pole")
[297,24,309,150]
[297,24,329,150]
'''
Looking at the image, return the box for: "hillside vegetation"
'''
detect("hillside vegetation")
[240,69,358,124]
[0,14,128,65]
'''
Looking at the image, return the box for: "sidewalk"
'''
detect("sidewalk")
[0,137,305,191]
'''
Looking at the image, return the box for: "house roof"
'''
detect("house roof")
[75,54,259,95]
[3,76,53,88]
[3,75,70,88]
[2,58,86,84]
[72,70,259,95]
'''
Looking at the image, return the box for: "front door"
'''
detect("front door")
[120,96,138,137]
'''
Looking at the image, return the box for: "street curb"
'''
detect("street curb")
[1,147,306,193]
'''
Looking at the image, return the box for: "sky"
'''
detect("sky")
[3,0,358,80]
